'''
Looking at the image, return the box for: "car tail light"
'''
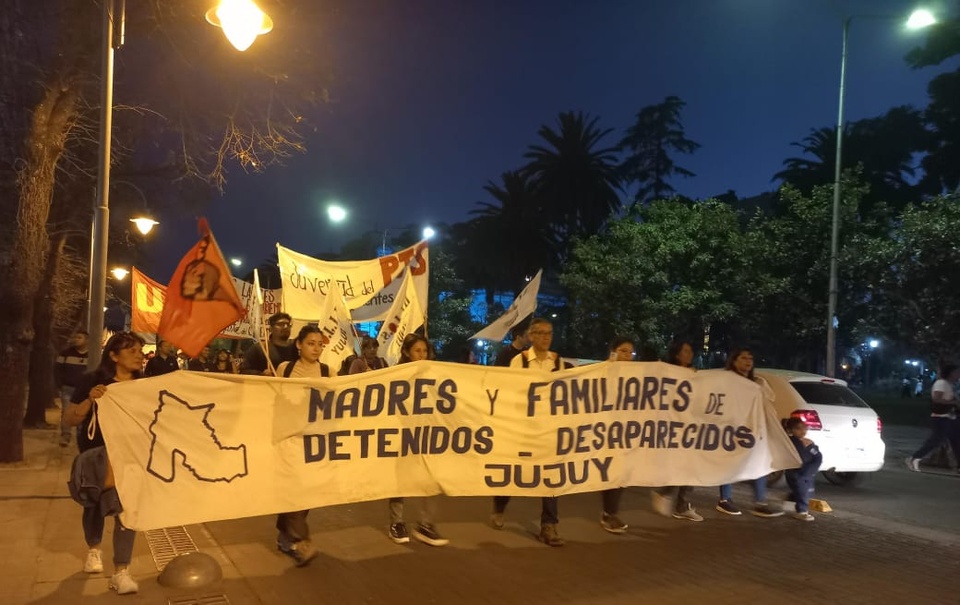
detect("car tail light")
[791,409,823,430]
[877,417,883,433]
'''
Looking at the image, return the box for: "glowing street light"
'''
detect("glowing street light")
[422,226,436,240]
[230,257,243,268]
[129,217,158,235]
[868,339,880,349]
[327,204,348,223]
[205,0,274,52]
[110,267,129,281]
[906,8,937,29]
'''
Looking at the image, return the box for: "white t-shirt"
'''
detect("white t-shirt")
[276,360,326,379]
[930,379,956,418]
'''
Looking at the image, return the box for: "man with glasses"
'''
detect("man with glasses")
[491,318,569,546]
[240,312,297,375]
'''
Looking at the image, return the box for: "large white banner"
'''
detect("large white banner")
[277,241,429,322]
[97,362,800,531]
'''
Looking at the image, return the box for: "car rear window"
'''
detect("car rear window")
[789,382,871,408]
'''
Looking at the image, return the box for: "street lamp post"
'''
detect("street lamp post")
[86,0,273,369]
[824,8,936,378]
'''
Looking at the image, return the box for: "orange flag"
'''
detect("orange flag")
[130,267,166,333]
[157,219,245,357]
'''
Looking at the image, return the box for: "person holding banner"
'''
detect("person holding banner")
[240,312,297,375]
[387,333,450,547]
[493,324,530,367]
[272,325,332,566]
[494,318,569,547]
[597,337,636,534]
[348,336,389,374]
[716,347,784,518]
[210,348,238,374]
[65,333,146,595]
[652,340,704,522]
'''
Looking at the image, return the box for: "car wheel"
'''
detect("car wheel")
[765,470,784,486]
[822,470,866,487]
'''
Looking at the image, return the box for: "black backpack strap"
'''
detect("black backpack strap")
[553,357,561,372]
[320,363,330,378]
[521,355,529,369]
[282,360,297,378]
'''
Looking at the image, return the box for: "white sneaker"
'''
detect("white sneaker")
[109,568,139,595]
[83,548,103,574]
[793,512,815,522]
[905,457,921,472]
[672,507,704,522]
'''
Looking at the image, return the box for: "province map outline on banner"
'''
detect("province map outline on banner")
[276,241,429,322]
[97,362,801,531]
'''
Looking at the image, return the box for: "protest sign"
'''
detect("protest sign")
[97,362,800,531]
[276,241,429,322]
[315,287,359,370]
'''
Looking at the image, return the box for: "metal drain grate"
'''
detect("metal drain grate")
[144,526,199,570]
[167,595,231,605]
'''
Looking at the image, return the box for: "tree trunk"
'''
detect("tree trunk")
[0,78,80,462]
[24,235,66,426]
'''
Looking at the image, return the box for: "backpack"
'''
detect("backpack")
[283,360,330,378]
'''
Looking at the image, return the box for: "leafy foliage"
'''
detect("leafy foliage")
[618,96,700,207]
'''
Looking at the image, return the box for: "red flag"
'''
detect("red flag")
[157,219,245,357]
[130,267,166,333]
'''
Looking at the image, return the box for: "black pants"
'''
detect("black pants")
[655,486,692,512]
[601,488,623,515]
[912,417,960,462]
[276,510,310,546]
[493,496,559,525]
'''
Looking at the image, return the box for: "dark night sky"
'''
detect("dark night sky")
[145,0,954,281]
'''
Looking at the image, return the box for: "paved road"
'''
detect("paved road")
[8,423,960,604]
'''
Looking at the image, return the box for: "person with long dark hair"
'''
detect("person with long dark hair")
[652,339,704,522]
[386,333,450,546]
[210,348,237,373]
[273,325,331,566]
[715,346,783,518]
[65,332,145,595]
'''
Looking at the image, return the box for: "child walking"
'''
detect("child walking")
[784,417,823,522]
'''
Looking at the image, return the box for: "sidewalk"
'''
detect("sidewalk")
[2,419,958,604]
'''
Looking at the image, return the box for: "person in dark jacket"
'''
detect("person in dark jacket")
[55,330,89,446]
[493,323,529,367]
[144,340,179,376]
[240,312,297,375]
[784,417,823,522]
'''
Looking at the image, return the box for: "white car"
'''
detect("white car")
[757,369,886,486]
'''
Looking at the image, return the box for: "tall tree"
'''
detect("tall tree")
[618,95,700,207]
[906,17,960,192]
[0,0,331,462]
[523,111,622,246]
[774,106,932,212]
[560,199,752,359]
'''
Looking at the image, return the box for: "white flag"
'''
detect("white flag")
[471,269,542,341]
[313,287,358,371]
[248,269,265,344]
[376,270,425,366]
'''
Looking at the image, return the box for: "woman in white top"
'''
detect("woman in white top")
[906,364,960,472]
[274,325,330,566]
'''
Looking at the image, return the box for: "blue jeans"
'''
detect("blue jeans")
[719,476,768,503]
[59,386,75,441]
[786,470,816,513]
